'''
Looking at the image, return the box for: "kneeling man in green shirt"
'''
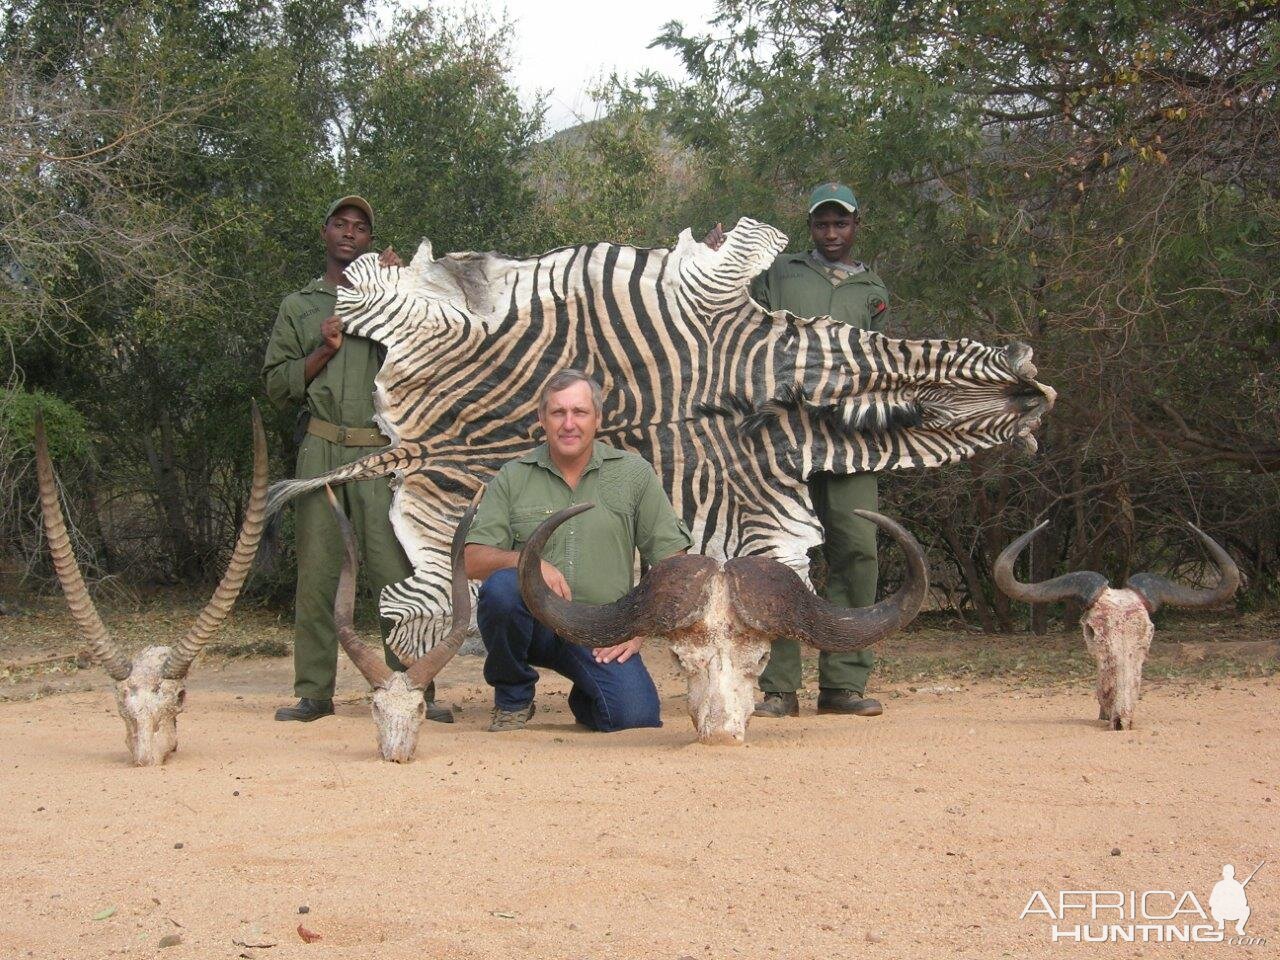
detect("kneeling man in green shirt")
[464,369,692,732]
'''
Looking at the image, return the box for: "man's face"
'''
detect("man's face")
[322,206,373,266]
[808,203,858,263]
[539,381,600,462]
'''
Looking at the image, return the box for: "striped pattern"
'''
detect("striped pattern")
[266,219,1055,658]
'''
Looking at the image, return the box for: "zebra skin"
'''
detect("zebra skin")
[266,218,1056,658]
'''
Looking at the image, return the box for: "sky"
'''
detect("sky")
[500,0,721,132]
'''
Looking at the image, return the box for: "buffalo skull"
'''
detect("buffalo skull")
[326,486,475,762]
[995,522,1240,730]
[518,504,927,744]
[34,405,268,766]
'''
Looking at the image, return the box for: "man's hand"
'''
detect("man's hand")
[320,314,343,352]
[541,559,572,601]
[593,636,642,664]
[379,246,403,268]
[702,222,726,250]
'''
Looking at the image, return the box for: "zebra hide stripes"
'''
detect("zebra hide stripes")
[267,218,1056,658]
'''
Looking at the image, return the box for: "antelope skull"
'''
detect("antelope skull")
[518,504,927,744]
[995,522,1240,730]
[34,404,268,766]
[326,486,476,762]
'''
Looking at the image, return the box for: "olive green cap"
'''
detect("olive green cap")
[807,182,859,216]
[324,195,374,231]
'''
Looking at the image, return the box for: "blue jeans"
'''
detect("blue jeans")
[476,569,662,732]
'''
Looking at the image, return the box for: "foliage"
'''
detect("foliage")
[0,389,90,460]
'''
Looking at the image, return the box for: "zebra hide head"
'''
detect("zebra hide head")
[995,522,1239,730]
[517,504,927,745]
[269,217,1052,663]
[34,406,269,766]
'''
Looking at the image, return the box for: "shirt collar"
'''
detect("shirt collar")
[787,252,871,283]
[519,440,622,473]
[303,277,337,294]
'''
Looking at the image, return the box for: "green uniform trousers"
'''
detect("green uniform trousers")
[293,433,414,699]
[759,472,878,695]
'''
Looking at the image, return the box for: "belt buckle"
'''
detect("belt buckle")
[336,426,348,444]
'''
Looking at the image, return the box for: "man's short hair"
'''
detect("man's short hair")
[538,369,603,415]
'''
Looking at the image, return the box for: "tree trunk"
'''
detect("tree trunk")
[941,515,999,633]
[142,414,195,577]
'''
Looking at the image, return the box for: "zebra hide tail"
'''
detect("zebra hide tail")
[264,446,411,517]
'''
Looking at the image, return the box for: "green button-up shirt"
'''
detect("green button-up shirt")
[466,441,693,605]
[750,252,889,331]
[262,278,385,428]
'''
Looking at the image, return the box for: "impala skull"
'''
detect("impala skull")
[34,405,268,766]
[518,504,927,744]
[995,522,1240,730]
[326,486,477,762]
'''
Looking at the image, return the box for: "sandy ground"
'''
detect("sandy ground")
[1,644,1276,960]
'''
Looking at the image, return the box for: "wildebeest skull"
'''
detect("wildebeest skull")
[518,504,928,744]
[995,522,1240,730]
[34,405,268,766]
[326,486,476,762]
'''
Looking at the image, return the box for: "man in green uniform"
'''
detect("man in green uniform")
[464,369,692,732]
[263,195,451,723]
[704,182,887,719]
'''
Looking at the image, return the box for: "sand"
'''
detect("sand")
[1,649,1276,959]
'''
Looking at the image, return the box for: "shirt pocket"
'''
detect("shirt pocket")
[510,506,558,548]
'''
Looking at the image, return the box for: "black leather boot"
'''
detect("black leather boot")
[752,691,800,718]
[273,697,335,722]
[816,689,883,716]
[423,681,454,723]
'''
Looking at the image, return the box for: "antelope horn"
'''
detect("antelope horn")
[164,402,269,679]
[993,522,1108,607]
[403,490,483,689]
[33,408,133,681]
[725,510,928,652]
[325,485,394,688]
[1126,523,1240,614]
[517,503,718,646]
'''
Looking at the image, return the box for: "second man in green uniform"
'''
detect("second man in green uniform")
[705,182,888,719]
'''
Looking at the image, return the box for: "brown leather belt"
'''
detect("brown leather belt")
[306,417,390,447]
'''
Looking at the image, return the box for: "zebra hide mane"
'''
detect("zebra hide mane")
[697,385,926,439]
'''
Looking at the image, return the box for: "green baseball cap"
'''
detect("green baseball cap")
[807,182,859,216]
[324,195,374,231]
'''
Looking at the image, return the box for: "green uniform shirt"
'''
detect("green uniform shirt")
[262,278,385,427]
[466,441,693,605]
[750,252,889,331]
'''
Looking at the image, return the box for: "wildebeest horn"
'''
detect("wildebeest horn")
[518,503,718,646]
[1125,523,1240,614]
[403,490,482,689]
[33,408,133,681]
[326,485,394,688]
[993,522,1108,607]
[164,402,269,679]
[725,510,928,652]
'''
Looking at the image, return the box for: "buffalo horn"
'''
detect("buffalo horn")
[517,503,717,646]
[726,509,928,652]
